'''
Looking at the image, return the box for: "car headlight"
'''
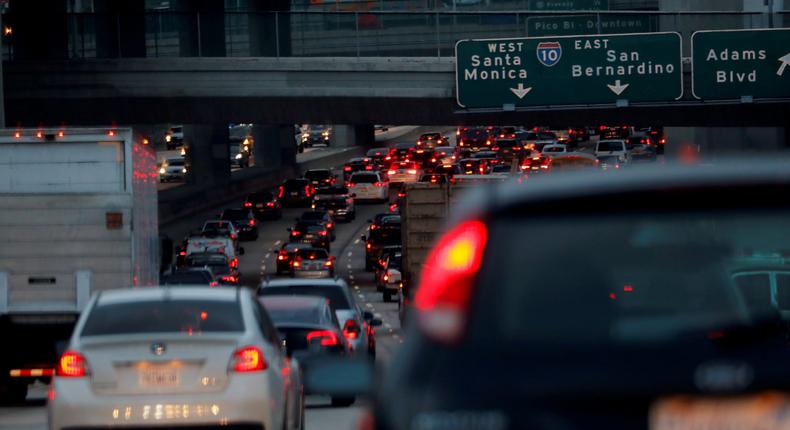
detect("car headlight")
[182,167,187,173]
[159,167,166,174]
[322,131,329,137]
[165,135,172,143]
[235,153,243,160]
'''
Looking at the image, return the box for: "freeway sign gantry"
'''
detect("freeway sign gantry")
[692,28,790,101]
[455,32,683,109]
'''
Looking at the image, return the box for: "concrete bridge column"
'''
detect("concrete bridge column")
[332,125,375,148]
[184,124,230,186]
[250,125,298,169]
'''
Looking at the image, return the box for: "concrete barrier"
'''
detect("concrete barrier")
[158,146,365,226]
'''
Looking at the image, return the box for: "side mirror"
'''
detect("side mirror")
[239,247,245,255]
[370,318,383,327]
[360,235,366,241]
[363,311,374,320]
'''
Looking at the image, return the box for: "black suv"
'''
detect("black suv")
[289,222,331,251]
[278,178,314,207]
[297,210,336,241]
[244,191,282,220]
[219,208,258,241]
[361,214,401,271]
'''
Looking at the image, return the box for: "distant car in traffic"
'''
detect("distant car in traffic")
[258,295,350,407]
[276,242,306,275]
[416,132,448,148]
[184,251,241,286]
[278,178,315,208]
[161,267,218,287]
[304,168,337,188]
[542,143,569,155]
[348,172,389,201]
[343,157,374,183]
[387,161,422,184]
[595,139,630,163]
[219,208,259,241]
[457,126,490,152]
[244,191,283,220]
[289,223,331,251]
[290,247,335,278]
[362,214,401,270]
[297,210,336,241]
[49,287,302,430]
[158,157,187,182]
[258,278,381,362]
[313,186,356,222]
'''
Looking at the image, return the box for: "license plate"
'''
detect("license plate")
[139,366,179,388]
[651,393,790,430]
[290,192,298,196]
[256,203,264,208]
[304,234,314,239]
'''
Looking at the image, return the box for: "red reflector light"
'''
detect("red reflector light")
[232,346,266,372]
[57,350,88,377]
[307,330,339,346]
[415,220,488,343]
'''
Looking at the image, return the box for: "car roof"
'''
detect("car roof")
[259,295,328,309]
[260,278,348,289]
[96,287,240,305]
[449,159,790,226]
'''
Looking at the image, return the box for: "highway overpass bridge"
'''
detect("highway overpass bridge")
[5,57,790,127]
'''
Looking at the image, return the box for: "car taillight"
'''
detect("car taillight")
[179,251,186,256]
[373,182,386,187]
[343,320,361,340]
[388,170,396,175]
[324,260,333,267]
[319,230,327,236]
[243,202,252,208]
[278,252,288,260]
[307,330,339,346]
[249,219,256,226]
[459,141,465,146]
[222,275,238,283]
[326,223,333,229]
[366,242,372,249]
[383,273,389,281]
[408,169,417,174]
[347,182,356,187]
[232,346,267,372]
[414,220,488,343]
[344,166,352,172]
[266,201,275,207]
[57,350,88,377]
[293,259,301,268]
[230,258,238,268]
[304,185,312,197]
[492,147,499,151]
[210,281,219,287]
[365,165,373,170]
[278,186,284,199]
[486,140,491,145]
[291,230,300,236]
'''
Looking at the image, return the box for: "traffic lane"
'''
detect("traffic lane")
[0,384,46,430]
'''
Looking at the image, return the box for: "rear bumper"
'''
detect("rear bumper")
[293,269,332,279]
[49,373,279,430]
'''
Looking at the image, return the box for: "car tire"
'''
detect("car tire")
[331,396,355,408]
[0,380,27,405]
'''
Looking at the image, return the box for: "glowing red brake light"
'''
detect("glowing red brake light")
[229,258,238,268]
[57,350,88,377]
[243,202,252,208]
[343,320,361,340]
[278,186,284,199]
[266,201,275,208]
[414,220,488,343]
[344,166,352,172]
[319,230,327,236]
[232,346,267,372]
[388,170,396,175]
[324,260,333,267]
[307,330,339,346]
[249,219,256,226]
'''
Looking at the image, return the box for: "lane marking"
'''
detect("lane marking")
[262,266,267,271]
[385,323,392,329]
[264,253,271,259]
[349,275,354,280]
[274,240,281,246]
[354,286,360,290]
[347,264,352,269]
[365,303,374,308]
[388,328,394,333]
[354,239,360,245]
[358,294,365,299]
[374,313,382,318]
[347,252,353,257]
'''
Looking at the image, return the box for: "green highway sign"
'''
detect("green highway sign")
[455,32,683,109]
[527,0,608,10]
[526,14,656,37]
[692,28,790,100]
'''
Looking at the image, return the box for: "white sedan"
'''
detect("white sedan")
[387,161,423,184]
[348,172,389,201]
[49,287,303,430]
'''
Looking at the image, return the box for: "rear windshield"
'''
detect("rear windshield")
[264,303,324,325]
[162,272,211,285]
[370,228,401,245]
[283,180,308,191]
[317,187,349,195]
[186,254,228,267]
[300,212,326,221]
[221,209,247,220]
[460,128,485,138]
[305,170,331,180]
[598,141,625,151]
[350,174,378,183]
[367,148,387,157]
[480,210,790,346]
[81,299,244,336]
[316,199,347,209]
[247,192,273,202]
[167,159,185,166]
[259,286,351,309]
[297,249,329,259]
